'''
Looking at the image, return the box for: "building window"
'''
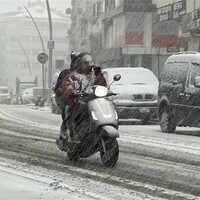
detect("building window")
[93,2,102,17]
[32,36,40,43]
[20,36,30,43]
[10,36,18,41]
[23,21,34,28]
[105,0,115,11]
[32,62,39,68]
[79,25,87,39]
[105,25,113,48]
[32,49,40,55]
[115,0,123,7]
[21,62,29,69]
[10,49,19,55]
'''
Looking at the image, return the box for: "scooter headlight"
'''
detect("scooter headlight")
[94,86,108,97]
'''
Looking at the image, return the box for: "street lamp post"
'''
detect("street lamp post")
[17,39,32,76]
[24,5,46,102]
[24,5,45,53]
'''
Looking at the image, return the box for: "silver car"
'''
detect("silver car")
[103,67,159,124]
[0,86,11,104]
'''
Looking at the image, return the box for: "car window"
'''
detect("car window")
[188,63,200,86]
[161,62,189,84]
[0,88,8,94]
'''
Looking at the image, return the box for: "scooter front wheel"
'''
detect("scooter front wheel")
[100,138,119,167]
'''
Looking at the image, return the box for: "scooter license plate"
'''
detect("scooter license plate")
[139,108,150,113]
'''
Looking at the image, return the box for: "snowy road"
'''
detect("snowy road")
[0,104,200,200]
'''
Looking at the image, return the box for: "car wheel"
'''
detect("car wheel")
[160,109,176,133]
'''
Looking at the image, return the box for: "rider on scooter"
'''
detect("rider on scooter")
[56,52,107,150]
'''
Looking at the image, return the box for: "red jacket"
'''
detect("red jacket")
[62,67,107,115]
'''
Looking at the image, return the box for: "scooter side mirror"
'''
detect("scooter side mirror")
[108,74,121,90]
[113,74,121,82]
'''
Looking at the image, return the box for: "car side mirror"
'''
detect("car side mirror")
[113,74,121,82]
[194,76,200,88]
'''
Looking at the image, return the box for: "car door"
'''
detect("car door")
[183,63,200,126]
[163,62,190,122]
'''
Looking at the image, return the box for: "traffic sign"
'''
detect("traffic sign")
[37,53,48,64]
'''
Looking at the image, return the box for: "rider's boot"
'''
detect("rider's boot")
[56,129,71,151]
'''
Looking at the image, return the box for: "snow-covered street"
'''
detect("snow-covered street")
[0,104,200,200]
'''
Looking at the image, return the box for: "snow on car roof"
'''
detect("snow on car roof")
[167,52,200,64]
[103,67,150,72]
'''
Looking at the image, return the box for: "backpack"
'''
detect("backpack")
[54,68,71,109]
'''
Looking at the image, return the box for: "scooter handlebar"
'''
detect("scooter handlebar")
[72,91,91,98]
[73,90,118,98]
[107,91,118,96]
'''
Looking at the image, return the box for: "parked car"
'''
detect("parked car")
[102,67,159,124]
[158,51,200,133]
[0,86,11,104]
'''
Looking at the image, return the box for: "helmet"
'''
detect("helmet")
[79,53,94,66]
[70,51,80,71]
[70,52,95,72]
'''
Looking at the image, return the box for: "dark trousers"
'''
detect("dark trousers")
[60,105,71,134]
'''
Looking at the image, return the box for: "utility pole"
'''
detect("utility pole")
[45,0,54,91]
[24,5,46,102]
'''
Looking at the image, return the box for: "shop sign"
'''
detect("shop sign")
[157,0,186,22]
[187,9,200,30]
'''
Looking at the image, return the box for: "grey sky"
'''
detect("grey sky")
[0,0,71,13]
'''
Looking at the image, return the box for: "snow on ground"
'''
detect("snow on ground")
[0,157,163,200]
[1,104,200,156]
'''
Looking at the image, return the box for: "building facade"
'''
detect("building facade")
[67,0,200,79]
[0,1,70,92]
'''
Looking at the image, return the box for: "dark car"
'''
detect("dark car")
[103,67,159,124]
[158,51,200,133]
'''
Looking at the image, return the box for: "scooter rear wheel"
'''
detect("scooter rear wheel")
[100,138,119,167]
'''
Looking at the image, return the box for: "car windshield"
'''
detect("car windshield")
[0,88,8,94]
[109,70,158,85]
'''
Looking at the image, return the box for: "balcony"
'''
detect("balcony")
[102,0,156,20]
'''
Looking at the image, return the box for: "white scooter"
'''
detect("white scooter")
[61,74,121,167]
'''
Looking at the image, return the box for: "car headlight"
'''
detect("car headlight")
[94,86,108,97]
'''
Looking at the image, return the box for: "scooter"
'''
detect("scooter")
[60,74,121,167]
